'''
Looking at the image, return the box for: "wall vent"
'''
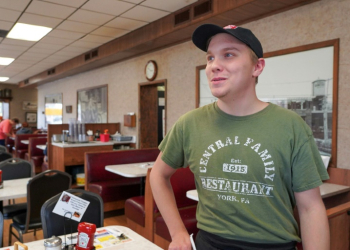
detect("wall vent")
[193,0,212,18]
[85,53,91,61]
[85,49,98,61]
[47,68,56,75]
[174,9,190,26]
[91,49,98,59]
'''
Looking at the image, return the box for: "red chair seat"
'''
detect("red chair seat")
[125,196,146,227]
[155,206,198,241]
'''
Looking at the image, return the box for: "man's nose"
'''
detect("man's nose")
[210,58,223,72]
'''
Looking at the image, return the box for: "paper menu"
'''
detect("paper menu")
[52,191,90,222]
[94,228,133,249]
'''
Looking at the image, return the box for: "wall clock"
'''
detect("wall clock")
[145,60,157,81]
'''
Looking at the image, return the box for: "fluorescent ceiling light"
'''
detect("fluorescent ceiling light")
[7,23,52,41]
[0,57,14,65]
[0,77,9,82]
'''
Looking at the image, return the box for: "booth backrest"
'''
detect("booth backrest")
[170,167,197,209]
[28,137,47,157]
[85,148,160,184]
[15,134,46,151]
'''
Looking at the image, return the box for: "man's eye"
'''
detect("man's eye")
[207,56,214,61]
[225,53,233,57]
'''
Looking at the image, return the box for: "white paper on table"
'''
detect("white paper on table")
[321,155,331,169]
[52,191,90,222]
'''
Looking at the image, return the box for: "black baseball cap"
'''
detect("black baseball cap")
[192,24,263,58]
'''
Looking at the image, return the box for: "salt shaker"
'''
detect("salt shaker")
[44,235,62,250]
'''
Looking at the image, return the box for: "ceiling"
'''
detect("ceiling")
[0,0,198,84]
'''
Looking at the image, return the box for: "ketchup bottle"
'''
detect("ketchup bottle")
[76,222,96,250]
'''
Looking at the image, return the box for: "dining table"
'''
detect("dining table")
[105,162,155,195]
[0,225,162,250]
[0,177,30,211]
[36,144,46,150]
[186,182,350,202]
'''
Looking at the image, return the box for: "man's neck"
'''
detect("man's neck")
[217,95,268,116]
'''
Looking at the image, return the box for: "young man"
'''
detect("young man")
[150,24,330,250]
[0,117,19,146]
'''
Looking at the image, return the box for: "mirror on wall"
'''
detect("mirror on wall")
[45,93,63,126]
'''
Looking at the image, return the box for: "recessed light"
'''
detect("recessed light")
[0,77,9,82]
[7,23,52,41]
[0,57,14,65]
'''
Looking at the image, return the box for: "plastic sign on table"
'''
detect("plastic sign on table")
[53,191,90,221]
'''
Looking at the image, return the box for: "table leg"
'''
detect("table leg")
[140,177,145,195]
[0,200,3,213]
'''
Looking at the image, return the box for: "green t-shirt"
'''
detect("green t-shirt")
[159,103,329,244]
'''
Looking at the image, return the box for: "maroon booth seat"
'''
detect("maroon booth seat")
[14,134,46,159]
[125,168,159,241]
[24,137,47,174]
[84,148,160,212]
[125,167,198,246]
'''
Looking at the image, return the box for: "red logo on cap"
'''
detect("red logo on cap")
[224,25,237,30]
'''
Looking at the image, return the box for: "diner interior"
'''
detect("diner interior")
[0,0,350,249]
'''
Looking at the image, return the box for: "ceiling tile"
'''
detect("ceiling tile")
[141,0,198,12]
[2,38,35,47]
[18,52,48,61]
[91,26,128,38]
[120,0,143,4]
[31,42,65,52]
[121,5,169,22]
[26,47,58,55]
[0,44,28,53]
[68,9,115,25]
[46,29,85,40]
[59,46,89,54]
[0,20,14,30]
[0,8,21,22]
[82,0,135,16]
[0,0,31,11]
[38,0,86,8]
[80,34,112,44]
[53,49,82,58]
[18,13,63,28]
[39,36,74,46]
[26,1,76,19]
[56,20,99,33]
[105,17,147,30]
[69,40,102,49]
[0,49,23,58]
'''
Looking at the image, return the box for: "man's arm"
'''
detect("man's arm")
[295,187,330,250]
[150,152,192,250]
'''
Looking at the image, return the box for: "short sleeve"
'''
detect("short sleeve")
[292,135,329,192]
[159,118,186,169]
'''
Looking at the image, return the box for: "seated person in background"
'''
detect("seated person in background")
[16,122,33,134]
[0,117,19,146]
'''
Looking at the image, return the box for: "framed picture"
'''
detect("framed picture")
[66,105,72,113]
[26,112,37,123]
[22,101,37,110]
[77,84,108,123]
[196,39,339,167]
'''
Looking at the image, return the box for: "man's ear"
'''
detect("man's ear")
[252,58,265,78]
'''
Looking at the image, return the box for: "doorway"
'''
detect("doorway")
[138,80,167,149]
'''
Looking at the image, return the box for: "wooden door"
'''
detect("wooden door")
[139,80,166,149]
